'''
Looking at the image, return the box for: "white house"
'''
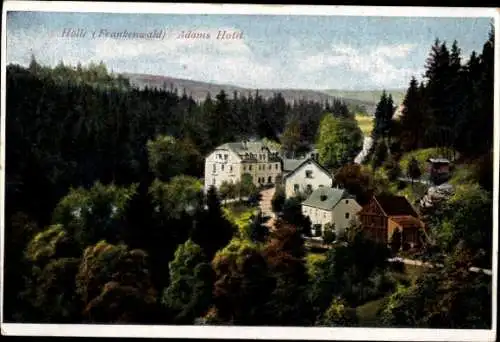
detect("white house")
[301,187,362,237]
[283,158,333,199]
[204,140,282,192]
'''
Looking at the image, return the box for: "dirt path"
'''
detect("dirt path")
[259,187,277,230]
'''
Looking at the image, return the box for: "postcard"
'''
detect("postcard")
[0,1,498,341]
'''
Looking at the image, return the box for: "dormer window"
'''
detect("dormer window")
[320,194,327,201]
[306,170,313,178]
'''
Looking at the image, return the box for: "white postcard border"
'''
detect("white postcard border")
[0,2,498,341]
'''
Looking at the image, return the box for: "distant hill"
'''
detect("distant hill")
[121,73,377,114]
[321,89,407,108]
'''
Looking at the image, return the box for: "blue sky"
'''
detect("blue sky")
[6,11,493,90]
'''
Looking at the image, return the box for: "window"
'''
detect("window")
[306,184,313,192]
[268,176,272,183]
[294,184,299,192]
[249,165,253,171]
[212,164,216,173]
[212,178,216,185]
[217,154,222,159]
[224,154,228,160]
[230,165,233,172]
[221,164,224,171]
[275,164,279,170]
[345,200,349,204]
[323,213,326,218]
[319,185,324,188]
[345,213,350,219]
[306,170,313,178]
[268,164,272,170]
[243,165,246,171]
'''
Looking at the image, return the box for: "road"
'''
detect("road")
[259,187,277,230]
[388,257,492,276]
[354,136,374,164]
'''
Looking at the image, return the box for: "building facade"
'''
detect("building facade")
[204,141,282,191]
[301,187,361,237]
[358,195,425,249]
[283,158,333,199]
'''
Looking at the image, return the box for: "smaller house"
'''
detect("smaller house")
[427,158,451,184]
[358,195,425,250]
[283,158,333,199]
[301,187,362,238]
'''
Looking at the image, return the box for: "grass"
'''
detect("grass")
[223,202,259,236]
[306,252,327,278]
[399,147,458,173]
[356,295,391,327]
[355,114,374,136]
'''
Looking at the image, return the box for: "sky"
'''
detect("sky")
[6,11,493,90]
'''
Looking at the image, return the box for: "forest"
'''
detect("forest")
[2,27,494,328]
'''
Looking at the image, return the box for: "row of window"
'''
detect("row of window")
[258,176,277,184]
[212,164,233,173]
[304,208,350,220]
[216,153,229,160]
[243,163,280,171]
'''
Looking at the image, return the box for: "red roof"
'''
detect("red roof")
[374,195,418,217]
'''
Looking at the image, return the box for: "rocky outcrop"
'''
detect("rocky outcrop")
[419,183,454,209]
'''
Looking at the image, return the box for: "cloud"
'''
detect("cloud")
[298,43,422,89]
[7,26,422,90]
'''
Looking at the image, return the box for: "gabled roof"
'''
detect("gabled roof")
[302,187,354,211]
[210,140,280,161]
[283,158,332,181]
[374,195,418,217]
[282,158,304,173]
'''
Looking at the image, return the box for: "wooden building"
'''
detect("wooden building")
[358,195,425,249]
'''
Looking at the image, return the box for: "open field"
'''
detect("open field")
[355,114,374,136]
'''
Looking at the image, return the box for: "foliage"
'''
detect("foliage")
[384,156,402,182]
[162,240,213,323]
[147,135,190,181]
[371,139,389,170]
[318,297,358,327]
[271,186,286,213]
[372,91,395,139]
[25,224,77,266]
[281,197,312,236]
[262,223,314,325]
[211,239,274,325]
[191,187,236,260]
[316,114,363,170]
[407,157,422,182]
[247,212,269,243]
[76,241,157,323]
[21,257,82,323]
[380,243,491,328]
[310,225,393,315]
[219,181,238,202]
[149,176,203,220]
[323,223,337,244]
[52,182,137,248]
[333,164,376,205]
[280,118,302,156]
[222,203,258,239]
[399,147,456,173]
